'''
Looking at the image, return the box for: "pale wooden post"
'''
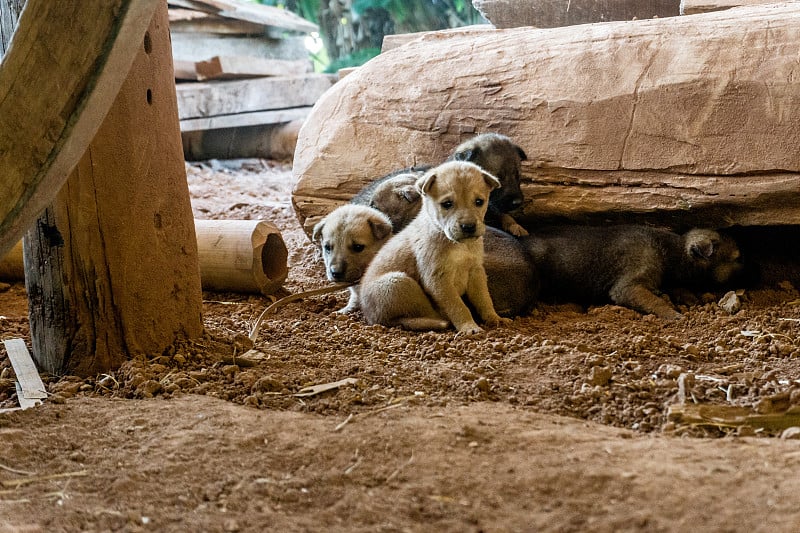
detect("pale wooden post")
[22,1,203,375]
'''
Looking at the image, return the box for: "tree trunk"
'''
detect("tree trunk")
[23,1,203,376]
[292,4,800,235]
[472,0,681,28]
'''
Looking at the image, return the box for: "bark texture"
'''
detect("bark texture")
[24,1,203,375]
[292,4,800,235]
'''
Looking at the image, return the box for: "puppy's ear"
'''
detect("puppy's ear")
[369,216,393,241]
[481,170,502,191]
[686,229,718,260]
[311,218,326,243]
[453,147,479,162]
[416,171,437,196]
[396,184,420,203]
[515,145,528,161]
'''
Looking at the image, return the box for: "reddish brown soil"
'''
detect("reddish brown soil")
[2,160,800,532]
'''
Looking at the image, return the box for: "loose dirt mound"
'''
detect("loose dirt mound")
[1,160,800,531]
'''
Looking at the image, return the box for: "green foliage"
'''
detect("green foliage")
[322,47,381,73]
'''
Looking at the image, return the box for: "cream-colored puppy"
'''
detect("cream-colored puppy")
[359,161,510,334]
[312,204,393,313]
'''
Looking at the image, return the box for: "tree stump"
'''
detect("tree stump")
[292,3,800,236]
[23,1,203,375]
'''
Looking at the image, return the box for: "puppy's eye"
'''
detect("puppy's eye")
[323,243,332,253]
[475,198,484,207]
[352,243,365,253]
[441,200,453,210]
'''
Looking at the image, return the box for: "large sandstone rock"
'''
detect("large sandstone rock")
[292,3,800,236]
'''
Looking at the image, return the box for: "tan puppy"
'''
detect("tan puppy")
[312,204,393,313]
[359,161,510,333]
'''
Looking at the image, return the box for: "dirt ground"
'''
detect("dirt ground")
[2,159,800,532]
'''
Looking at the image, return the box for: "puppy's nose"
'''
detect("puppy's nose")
[460,223,476,235]
[511,197,523,208]
[329,267,346,281]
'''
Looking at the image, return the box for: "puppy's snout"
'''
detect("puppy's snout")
[460,223,477,235]
[329,266,346,281]
[510,197,523,209]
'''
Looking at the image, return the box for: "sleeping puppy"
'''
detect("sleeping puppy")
[351,133,528,234]
[312,204,393,313]
[449,133,529,236]
[359,161,511,333]
[522,225,743,319]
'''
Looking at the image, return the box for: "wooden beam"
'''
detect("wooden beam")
[179,106,310,132]
[0,0,160,258]
[195,56,311,80]
[24,1,204,376]
[168,0,317,33]
[175,74,335,119]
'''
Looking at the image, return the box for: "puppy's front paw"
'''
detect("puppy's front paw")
[505,223,529,237]
[456,322,484,335]
[484,315,512,328]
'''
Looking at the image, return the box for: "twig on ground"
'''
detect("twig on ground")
[0,463,33,476]
[385,451,414,484]
[1,470,88,488]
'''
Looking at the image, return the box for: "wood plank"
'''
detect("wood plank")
[292,4,800,235]
[667,403,800,432]
[174,59,200,81]
[176,74,335,119]
[168,0,317,33]
[3,339,46,409]
[0,0,160,258]
[171,32,309,63]
[180,106,310,131]
[196,56,311,80]
[680,0,779,14]
[169,9,266,34]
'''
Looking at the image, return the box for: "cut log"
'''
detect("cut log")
[182,118,304,160]
[195,219,288,295]
[23,1,204,376]
[472,0,681,28]
[0,220,289,296]
[679,0,779,14]
[176,74,336,120]
[292,4,800,236]
[0,0,160,258]
[195,56,311,80]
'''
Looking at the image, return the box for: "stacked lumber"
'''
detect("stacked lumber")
[167,0,335,160]
[292,3,800,235]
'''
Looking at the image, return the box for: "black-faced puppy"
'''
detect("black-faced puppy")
[450,133,529,236]
[359,161,511,333]
[312,204,393,313]
[522,225,743,319]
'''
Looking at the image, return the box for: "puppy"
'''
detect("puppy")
[349,167,427,232]
[359,161,510,333]
[483,226,539,317]
[522,225,743,319]
[449,133,529,236]
[351,133,528,234]
[312,204,393,313]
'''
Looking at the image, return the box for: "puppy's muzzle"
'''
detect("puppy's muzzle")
[328,265,347,282]
[460,223,477,236]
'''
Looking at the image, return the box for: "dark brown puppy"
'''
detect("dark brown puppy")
[449,133,528,236]
[522,225,743,319]
[350,166,427,232]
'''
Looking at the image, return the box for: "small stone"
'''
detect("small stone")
[589,366,612,387]
[0,282,10,292]
[136,380,162,398]
[718,291,741,314]
[474,377,490,393]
